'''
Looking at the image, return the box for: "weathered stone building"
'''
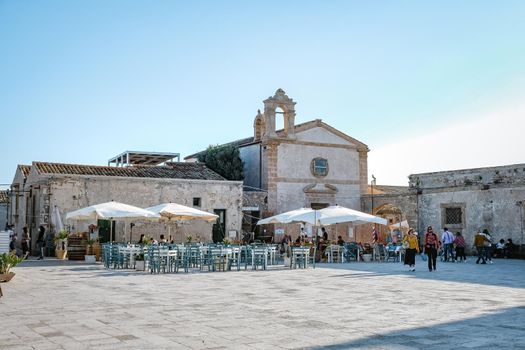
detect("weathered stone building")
[186,89,369,239]
[362,164,525,250]
[0,190,8,230]
[9,161,243,249]
[410,163,525,250]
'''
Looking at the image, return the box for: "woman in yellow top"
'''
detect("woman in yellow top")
[403,229,420,271]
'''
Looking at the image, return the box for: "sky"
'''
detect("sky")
[1,0,524,187]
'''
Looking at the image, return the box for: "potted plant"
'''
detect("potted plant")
[54,230,69,260]
[85,239,96,263]
[222,238,231,246]
[134,252,145,271]
[186,235,193,244]
[0,253,25,283]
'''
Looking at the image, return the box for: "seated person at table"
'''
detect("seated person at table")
[506,238,517,257]
[159,234,167,243]
[494,239,506,258]
[322,228,329,242]
[337,235,345,245]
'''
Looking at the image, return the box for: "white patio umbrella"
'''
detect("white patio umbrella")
[145,203,219,242]
[317,206,388,226]
[145,203,219,222]
[51,205,64,233]
[257,205,387,226]
[65,201,158,242]
[256,207,316,225]
[389,220,409,231]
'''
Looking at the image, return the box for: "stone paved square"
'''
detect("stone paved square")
[2,258,525,349]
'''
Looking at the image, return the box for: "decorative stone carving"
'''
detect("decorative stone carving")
[303,183,338,194]
[253,109,265,141]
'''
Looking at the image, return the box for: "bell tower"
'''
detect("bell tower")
[261,89,296,140]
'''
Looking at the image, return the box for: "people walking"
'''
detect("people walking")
[474,231,487,264]
[403,228,420,271]
[36,226,46,260]
[441,227,455,262]
[483,229,494,264]
[21,226,30,258]
[454,232,466,262]
[424,226,440,272]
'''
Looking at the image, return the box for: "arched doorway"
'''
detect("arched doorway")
[373,203,405,244]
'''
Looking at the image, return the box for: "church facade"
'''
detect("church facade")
[186,89,370,239]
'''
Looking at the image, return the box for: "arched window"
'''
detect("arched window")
[275,107,284,132]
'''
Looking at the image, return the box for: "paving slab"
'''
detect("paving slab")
[1,257,525,349]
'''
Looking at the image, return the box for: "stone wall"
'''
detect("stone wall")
[26,175,243,243]
[361,192,418,228]
[9,168,28,235]
[239,144,261,190]
[0,203,7,231]
[273,139,362,214]
[410,164,525,252]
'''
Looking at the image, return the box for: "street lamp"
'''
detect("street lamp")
[371,175,377,214]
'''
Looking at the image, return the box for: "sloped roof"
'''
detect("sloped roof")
[18,165,31,178]
[32,161,226,181]
[184,119,367,160]
[366,185,409,195]
[0,190,8,203]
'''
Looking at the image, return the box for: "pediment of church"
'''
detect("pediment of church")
[292,120,368,151]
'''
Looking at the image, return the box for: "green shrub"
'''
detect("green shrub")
[0,253,25,274]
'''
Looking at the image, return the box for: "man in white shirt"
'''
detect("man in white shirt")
[441,227,455,262]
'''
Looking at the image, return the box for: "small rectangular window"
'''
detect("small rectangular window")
[193,197,201,207]
[445,207,462,225]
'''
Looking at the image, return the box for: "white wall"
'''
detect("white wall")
[295,127,350,145]
[277,143,360,181]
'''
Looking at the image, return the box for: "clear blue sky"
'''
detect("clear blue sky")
[1,0,524,186]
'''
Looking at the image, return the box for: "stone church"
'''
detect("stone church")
[186,89,370,239]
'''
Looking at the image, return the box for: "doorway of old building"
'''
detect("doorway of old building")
[98,219,115,243]
[212,209,226,243]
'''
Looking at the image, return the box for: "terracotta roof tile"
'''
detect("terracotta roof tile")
[33,162,226,181]
[0,190,8,203]
[18,165,31,178]
[366,185,409,195]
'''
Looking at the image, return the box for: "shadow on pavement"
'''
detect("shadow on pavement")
[307,306,525,349]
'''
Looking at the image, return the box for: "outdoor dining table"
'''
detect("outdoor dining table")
[290,247,310,269]
[119,246,143,268]
[266,245,278,265]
